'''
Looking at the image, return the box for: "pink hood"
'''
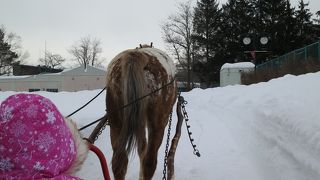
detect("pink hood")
[0,93,87,179]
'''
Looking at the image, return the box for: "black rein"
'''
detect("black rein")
[67,79,176,131]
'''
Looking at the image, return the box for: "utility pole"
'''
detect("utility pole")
[44,41,47,63]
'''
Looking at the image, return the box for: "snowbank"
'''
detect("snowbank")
[1,71,320,180]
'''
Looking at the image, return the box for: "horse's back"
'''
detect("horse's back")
[106,47,176,85]
[137,47,176,79]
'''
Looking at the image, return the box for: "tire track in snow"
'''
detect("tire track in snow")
[208,102,275,180]
[254,106,320,180]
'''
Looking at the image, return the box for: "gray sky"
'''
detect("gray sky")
[0,0,319,67]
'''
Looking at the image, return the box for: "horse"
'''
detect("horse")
[106,44,177,180]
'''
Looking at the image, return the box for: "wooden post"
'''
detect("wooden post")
[167,97,184,179]
[88,114,108,144]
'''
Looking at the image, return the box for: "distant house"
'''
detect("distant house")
[220,62,255,87]
[0,65,106,92]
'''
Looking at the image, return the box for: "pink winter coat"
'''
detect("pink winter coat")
[0,93,88,179]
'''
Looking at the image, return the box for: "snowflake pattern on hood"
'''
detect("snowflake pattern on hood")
[0,93,80,179]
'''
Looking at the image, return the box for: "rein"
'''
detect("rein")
[71,79,176,131]
[108,79,176,115]
[66,87,106,118]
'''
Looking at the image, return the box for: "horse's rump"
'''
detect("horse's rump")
[106,47,176,175]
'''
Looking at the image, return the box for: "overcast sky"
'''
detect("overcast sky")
[0,0,319,67]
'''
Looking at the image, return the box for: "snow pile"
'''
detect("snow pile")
[1,71,320,180]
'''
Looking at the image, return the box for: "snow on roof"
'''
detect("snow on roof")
[32,65,106,75]
[221,62,255,70]
[0,65,106,79]
[0,75,30,79]
[59,68,73,73]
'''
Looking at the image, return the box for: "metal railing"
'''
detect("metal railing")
[256,41,320,70]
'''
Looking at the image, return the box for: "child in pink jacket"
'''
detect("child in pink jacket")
[0,93,89,179]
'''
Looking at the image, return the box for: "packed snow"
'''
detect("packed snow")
[1,71,320,180]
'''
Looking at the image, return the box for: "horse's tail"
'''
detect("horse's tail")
[117,53,147,158]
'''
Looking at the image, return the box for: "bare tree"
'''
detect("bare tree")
[91,38,102,66]
[1,25,29,64]
[39,51,65,69]
[68,36,103,68]
[0,25,29,75]
[161,1,195,90]
[0,26,19,75]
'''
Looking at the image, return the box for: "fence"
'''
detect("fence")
[256,41,320,70]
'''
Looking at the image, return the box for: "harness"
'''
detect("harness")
[66,79,176,133]
[66,79,200,180]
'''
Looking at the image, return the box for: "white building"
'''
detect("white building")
[220,62,255,87]
[0,65,106,92]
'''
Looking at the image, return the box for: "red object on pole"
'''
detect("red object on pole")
[250,51,256,61]
[89,143,111,180]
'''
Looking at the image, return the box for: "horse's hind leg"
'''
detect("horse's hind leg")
[142,119,167,180]
[110,127,128,180]
[138,130,147,180]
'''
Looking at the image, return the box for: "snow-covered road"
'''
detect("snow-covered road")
[1,72,320,179]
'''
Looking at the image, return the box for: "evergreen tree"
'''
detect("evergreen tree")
[312,11,320,40]
[314,11,320,25]
[278,0,298,53]
[221,0,255,62]
[0,29,18,75]
[295,0,314,46]
[254,0,287,56]
[193,0,222,86]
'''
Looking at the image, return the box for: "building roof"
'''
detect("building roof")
[61,65,106,76]
[221,62,255,71]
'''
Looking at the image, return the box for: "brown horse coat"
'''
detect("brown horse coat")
[106,47,177,180]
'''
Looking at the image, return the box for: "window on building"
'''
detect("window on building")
[29,89,41,92]
[46,89,58,92]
